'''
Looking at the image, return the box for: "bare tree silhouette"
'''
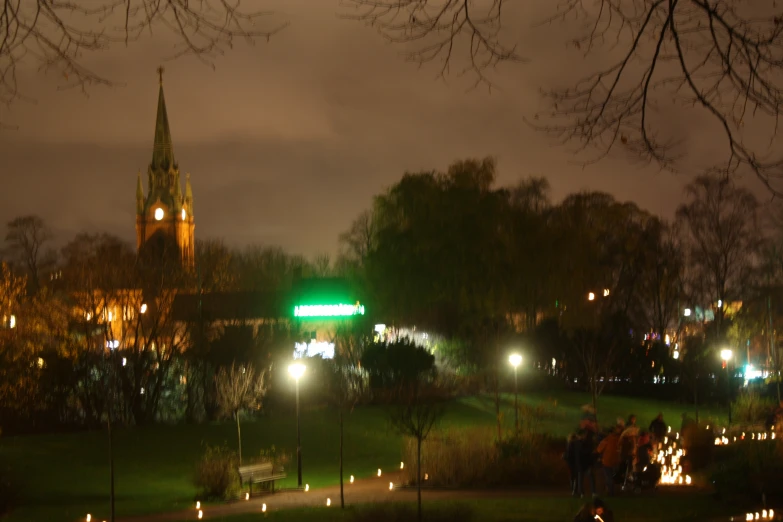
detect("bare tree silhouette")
[0,0,287,125]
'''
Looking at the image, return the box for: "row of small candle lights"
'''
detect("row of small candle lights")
[715,429,776,446]
[176,462,406,519]
[737,510,775,520]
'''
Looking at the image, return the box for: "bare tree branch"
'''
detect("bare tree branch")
[0,0,287,119]
[534,0,783,193]
[340,0,523,89]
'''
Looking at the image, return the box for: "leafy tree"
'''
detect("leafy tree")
[361,339,436,395]
[215,362,267,466]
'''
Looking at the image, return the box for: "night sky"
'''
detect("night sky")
[0,0,767,257]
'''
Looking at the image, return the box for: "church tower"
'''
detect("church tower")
[135,68,195,269]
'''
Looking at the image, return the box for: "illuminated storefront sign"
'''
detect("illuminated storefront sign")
[294,303,365,318]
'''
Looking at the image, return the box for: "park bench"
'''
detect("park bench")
[238,461,287,496]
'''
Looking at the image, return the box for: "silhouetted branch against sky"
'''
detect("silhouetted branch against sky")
[0,0,286,111]
[536,0,783,194]
[339,0,524,90]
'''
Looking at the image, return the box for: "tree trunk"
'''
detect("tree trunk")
[236,411,242,466]
[416,436,422,522]
[693,385,699,424]
[494,369,502,441]
[339,406,345,509]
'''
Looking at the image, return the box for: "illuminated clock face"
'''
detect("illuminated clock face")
[154,208,164,221]
[181,209,186,221]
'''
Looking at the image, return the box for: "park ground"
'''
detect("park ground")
[0,390,729,522]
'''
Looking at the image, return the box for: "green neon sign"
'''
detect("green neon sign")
[294,303,365,318]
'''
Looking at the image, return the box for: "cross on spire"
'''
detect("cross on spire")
[157,66,164,85]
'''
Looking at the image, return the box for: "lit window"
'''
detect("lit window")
[9,315,16,328]
[154,208,164,220]
[181,209,186,221]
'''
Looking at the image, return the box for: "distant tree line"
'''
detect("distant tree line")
[1,157,782,434]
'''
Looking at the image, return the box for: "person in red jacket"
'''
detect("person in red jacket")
[596,425,621,496]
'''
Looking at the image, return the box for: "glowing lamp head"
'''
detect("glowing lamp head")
[509,354,522,368]
[154,207,164,221]
[288,363,306,380]
[720,349,733,362]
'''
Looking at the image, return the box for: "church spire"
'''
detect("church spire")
[185,173,194,214]
[136,170,144,215]
[151,66,175,172]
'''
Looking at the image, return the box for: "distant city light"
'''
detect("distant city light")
[154,208,164,220]
[588,292,595,301]
[181,209,186,221]
[140,303,147,314]
[603,288,610,297]
[9,315,15,328]
[293,341,335,360]
[683,308,692,317]
[374,324,386,334]
[294,303,365,318]
[673,350,680,360]
[717,299,723,308]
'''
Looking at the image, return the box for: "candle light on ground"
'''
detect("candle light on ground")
[245,492,249,500]
[86,515,91,522]
[389,482,394,490]
[326,498,331,506]
[304,484,309,492]
[400,462,404,469]
[198,510,203,519]
[196,501,200,509]
[262,504,267,512]
[377,469,382,477]
[350,475,354,483]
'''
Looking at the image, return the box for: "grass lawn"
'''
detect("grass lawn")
[0,391,726,522]
[168,496,730,522]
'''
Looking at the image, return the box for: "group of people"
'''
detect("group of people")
[564,407,668,498]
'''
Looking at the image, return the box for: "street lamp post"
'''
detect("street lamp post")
[508,354,522,436]
[720,349,733,425]
[288,363,306,487]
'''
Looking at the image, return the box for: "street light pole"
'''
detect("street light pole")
[296,375,302,487]
[720,349,733,425]
[508,354,522,436]
[288,363,306,488]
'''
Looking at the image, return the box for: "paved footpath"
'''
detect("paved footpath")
[118,472,570,522]
[118,473,715,522]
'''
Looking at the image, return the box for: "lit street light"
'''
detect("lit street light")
[288,363,306,487]
[720,349,733,424]
[509,354,522,436]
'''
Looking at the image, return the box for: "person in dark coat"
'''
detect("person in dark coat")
[649,413,667,442]
[565,431,582,497]
[579,428,597,497]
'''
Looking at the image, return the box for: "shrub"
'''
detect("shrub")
[193,444,240,500]
[711,439,783,505]
[0,469,15,517]
[732,391,776,426]
[257,445,290,474]
[351,502,473,522]
[401,427,566,488]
